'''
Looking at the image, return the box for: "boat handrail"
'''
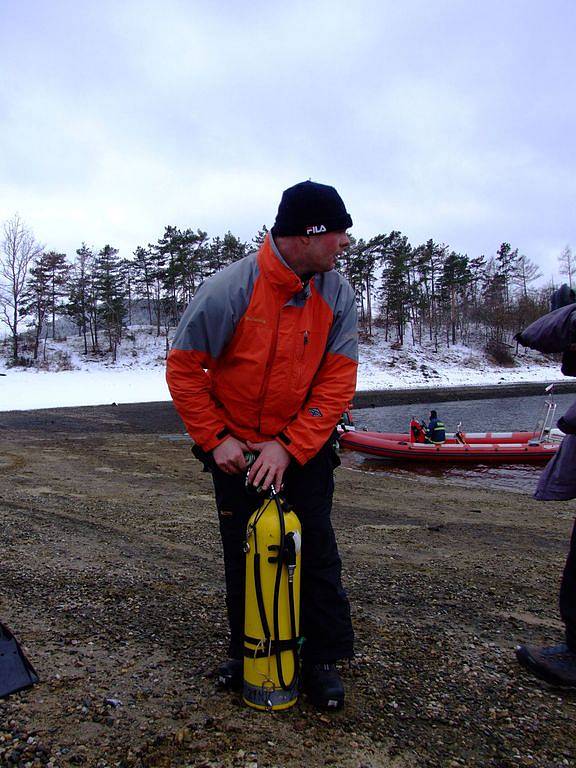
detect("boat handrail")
[533,384,558,443]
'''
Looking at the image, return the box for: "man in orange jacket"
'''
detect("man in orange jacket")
[167,181,358,710]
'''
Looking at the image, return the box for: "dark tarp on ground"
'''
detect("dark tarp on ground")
[0,621,39,698]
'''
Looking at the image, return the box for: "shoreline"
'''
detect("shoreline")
[1,380,575,423]
[353,379,576,408]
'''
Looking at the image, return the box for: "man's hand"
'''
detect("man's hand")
[246,440,291,492]
[212,436,250,474]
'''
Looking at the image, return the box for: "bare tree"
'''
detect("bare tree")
[559,245,575,288]
[0,214,43,361]
[512,254,543,299]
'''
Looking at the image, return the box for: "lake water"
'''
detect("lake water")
[340,392,575,493]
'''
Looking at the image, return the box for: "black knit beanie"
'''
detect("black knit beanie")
[271,180,353,237]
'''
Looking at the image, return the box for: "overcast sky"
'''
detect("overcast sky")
[1,0,574,283]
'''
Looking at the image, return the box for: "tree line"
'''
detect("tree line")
[342,235,573,362]
[0,213,574,365]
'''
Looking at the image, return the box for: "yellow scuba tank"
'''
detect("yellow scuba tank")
[243,487,301,710]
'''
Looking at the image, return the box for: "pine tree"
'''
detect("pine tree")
[119,258,136,326]
[221,231,247,267]
[344,236,381,337]
[413,239,446,347]
[479,258,510,359]
[467,255,487,313]
[157,226,209,323]
[22,252,52,359]
[203,232,247,276]
[67,244,93,355]
[252,226,268,249]
[146,242,167,336]
[338,236,370,334]
[379,231,413,345]
[438,252,471,345]
[43,251,70,338]
[494,242,521,308]
[205,237,224,276]
[133,246,154,324]
[188,229,210,285]
[156,226,180,324]
[93,244,125,360]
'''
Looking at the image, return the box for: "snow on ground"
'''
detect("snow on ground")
[0,368,170,411]
[0,326,171,411]
[356,327,564,390]
[0,325,566,411]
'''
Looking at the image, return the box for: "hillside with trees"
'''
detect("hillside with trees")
[0,213,573,372]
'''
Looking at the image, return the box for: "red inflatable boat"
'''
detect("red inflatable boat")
[338,429,560,464]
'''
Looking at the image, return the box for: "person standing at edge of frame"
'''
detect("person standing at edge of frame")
[515,284,576,687]
[166,181,358,710]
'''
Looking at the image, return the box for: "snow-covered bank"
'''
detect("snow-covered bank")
[0,325,567,411]
[0,368,170,411]
[356,333,564,390]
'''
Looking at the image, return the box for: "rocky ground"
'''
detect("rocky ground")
[1,403,576,767]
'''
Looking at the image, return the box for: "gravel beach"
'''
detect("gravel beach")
[1,403,576,767]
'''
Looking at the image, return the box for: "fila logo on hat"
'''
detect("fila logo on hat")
[306,224,327,235]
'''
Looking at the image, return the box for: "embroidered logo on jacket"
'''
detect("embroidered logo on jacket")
[306,224,327,235]
[308,407,323,417]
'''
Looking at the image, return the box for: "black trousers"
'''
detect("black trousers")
[207,438,354,664]
[560,518,576,650]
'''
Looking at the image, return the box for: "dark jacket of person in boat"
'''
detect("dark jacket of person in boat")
[426,410,446,444]
[515,284,576,501]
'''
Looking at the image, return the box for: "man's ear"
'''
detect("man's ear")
[297,234,311,247]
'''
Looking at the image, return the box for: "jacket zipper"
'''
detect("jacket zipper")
[258,307,283,432]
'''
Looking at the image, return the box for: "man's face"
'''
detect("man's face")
[303,229,350,274]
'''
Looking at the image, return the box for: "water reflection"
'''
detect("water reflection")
[339,450,539,493]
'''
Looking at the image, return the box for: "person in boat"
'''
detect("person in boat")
[409,417,427,443]
[166,181,358,710]
[339,405,355,431]
[426,410,446,444]
[514,283,576,687]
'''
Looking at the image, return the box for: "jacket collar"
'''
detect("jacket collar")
[258,234,306,296]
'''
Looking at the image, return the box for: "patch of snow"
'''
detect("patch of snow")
[0,368,170,411]
[0,327,171,410]
[0,324,567,411]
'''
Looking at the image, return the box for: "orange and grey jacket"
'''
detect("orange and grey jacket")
[166,234,358,465]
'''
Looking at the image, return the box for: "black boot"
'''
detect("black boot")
[216,658,243,691]
[302,663,345,710]
[516,643,576,687]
